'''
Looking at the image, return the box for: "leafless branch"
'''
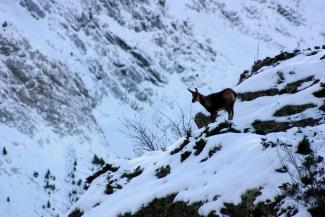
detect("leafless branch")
[120,116,167,156]
[121,101,193,156]
[276,143,325,210]
[153,99,193,138]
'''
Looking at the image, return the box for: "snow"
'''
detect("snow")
[69,50,325,217]
[0,0,325,216]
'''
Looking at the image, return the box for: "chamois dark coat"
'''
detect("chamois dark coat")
[188,88,237,122]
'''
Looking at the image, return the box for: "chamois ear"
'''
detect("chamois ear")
[195,88,198,93]
[187,88,194,93]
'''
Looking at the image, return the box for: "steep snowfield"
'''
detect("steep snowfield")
[0,0,325,216]
[69,49,325,217]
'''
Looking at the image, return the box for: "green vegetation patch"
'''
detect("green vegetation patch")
[68,208,84,217]
[260,138,278,149]
[155,165,171,178]
[251,51,299,73]
[121,166,143,181]
[180,151,192,162]
[279,153,325,217]
[206,121,240,137]
[296,136,312,155]
[33,171,39,178]
[2,146,7,155]
[320,55,325,60]
[85,163,120,190]
[118,194,208,217]
[306,51,318,56]
[92,154,105,166]
[220,188,295,217]
[238,50,299,84]
[193,139,207,156]
[44,169,56,191]
[252,118,320,135]
[237,88,279,101]
[170,136,190,155]
[280,76,314,94]
[274,103,317,116]
[105,181,122,195]
[200,144,222,162]
[290,118,320,128]
[238,76,315,101]
[313,83,325,98]
[102,163,120,172]
[208,145,222,158]
[238,70,250,84]
[319,103,325,112]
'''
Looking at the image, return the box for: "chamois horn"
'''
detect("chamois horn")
[187,88,198,93]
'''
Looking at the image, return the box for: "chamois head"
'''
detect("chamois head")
[188,88,200,103]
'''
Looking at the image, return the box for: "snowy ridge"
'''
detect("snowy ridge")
[69,49,325,217]
[0,0,325,217]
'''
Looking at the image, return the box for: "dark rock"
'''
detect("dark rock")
[130,51,150,67]
[5,59,30,83]
[194,112,211,128]
[20,0,45,19]
[71,34,87,53]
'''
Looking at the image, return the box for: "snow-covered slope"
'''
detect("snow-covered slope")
[0,0,325,217]
[69,49,325,217]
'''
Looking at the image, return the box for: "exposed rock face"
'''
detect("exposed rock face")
[1,37,95,135]
[0,0,220,138]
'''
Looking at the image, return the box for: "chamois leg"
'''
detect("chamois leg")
[226,110,231,121]
[230,111,234,121]
[227,104,234,121]
[230,108,234,120]
[210,112,217,123]
[226,107,232,121]
[230,103,235,120]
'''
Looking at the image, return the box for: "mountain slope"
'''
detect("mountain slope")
[0,1,325,217]
[69,48,325,217]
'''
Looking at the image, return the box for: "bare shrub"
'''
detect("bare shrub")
[277,143,325,217]
[121,116,167,156]
[154,101,193,138]
[121,102,194,156]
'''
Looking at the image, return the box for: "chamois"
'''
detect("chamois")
[188,88,237,122]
